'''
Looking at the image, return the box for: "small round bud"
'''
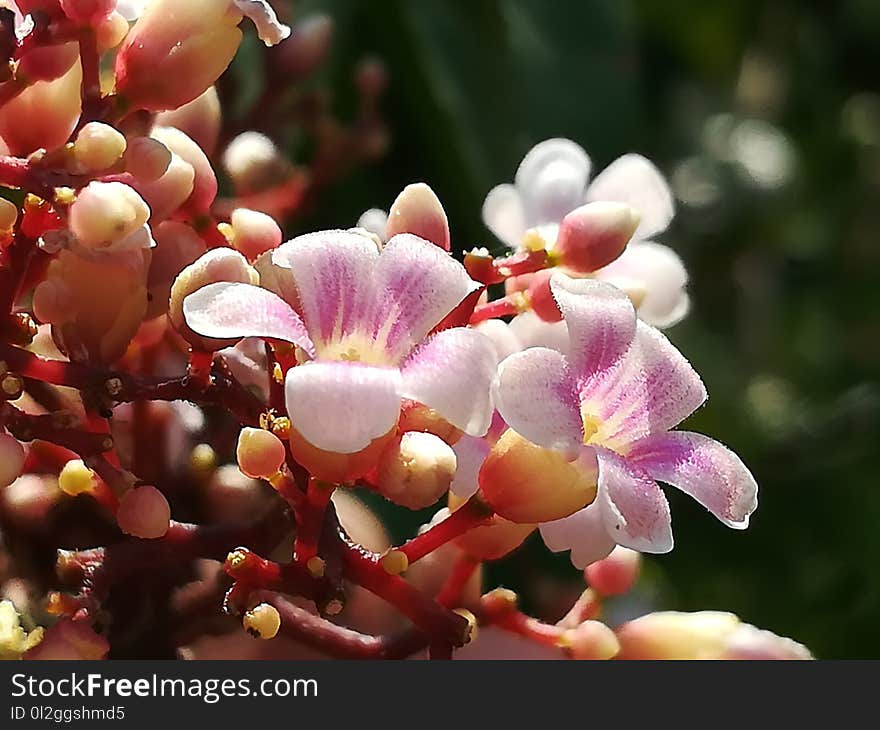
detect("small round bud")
[95,11,130,51]
[236,427,286,479]
[116,485,171,539]
[278,14,333,80]
[151,126,217,214]
[0,199,19,232]
[57,459,97,496]
[73,122,127,172]
[243,603,281,640]
[565,620,620,660]
[553,202,640,274]
[374,432,456,510]
[68,181,150,249]
[124,137,172,183]
[585,546,641,596]
[134,153,195,222]
[386,183,450,251]
[478,429,598,523]
[0,434,26,488]
[229,208,282,260]
[222,131,285,192]
[356,208,388,243]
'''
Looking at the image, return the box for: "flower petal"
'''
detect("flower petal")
[586,322,707,448]
[183,282,314,357]
[586,153,674,240]
[550,274,637,387]
[272,230,379,350]
[233,0,292,46]
[595,447,673,554]
[400,327,497,436]
[540,503,616,569]
[373,233,480,361]
[482,183,527,248]
[515,138,592,226]
[595,241,689,328]
[626,431,758,529]
[493,347,583,451]
[284,362,402,454]
[508,311,570,356]
[450,435,490,499]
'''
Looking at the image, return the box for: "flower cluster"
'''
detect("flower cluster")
[0,0,808,660]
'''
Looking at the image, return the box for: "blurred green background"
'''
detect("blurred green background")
[236,0,880,658]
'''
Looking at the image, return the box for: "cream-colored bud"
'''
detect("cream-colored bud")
[236,427,286,480]
[124,137,173,183]
[57,459,97,496]
[116,485,171,539]
[69,181,150,249]
[169,248,258,350]
[222,131,285,192]
[229,208,282,260]
[150,126,217,214]
[386,183,450,251]
[565,620,620,660]
[0,434,26,488]
[374,432,456,510]
[243,603,281,640]
[73,122,127,172]
[134,153,195,222]
[0,199,19,232]
[96,11,130,51]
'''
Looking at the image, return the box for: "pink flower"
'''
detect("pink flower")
[483,138,689,328]
[183,230,497,455]
[488,273,757,566]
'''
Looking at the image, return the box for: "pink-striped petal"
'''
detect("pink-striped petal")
[626,431,758,529]
[586,153,674,240]
[550,274,637,387]
[272,230,379,350]
[540,502,616,569]
[183,282,315,357]
[284,362,402,454]
[373,233,480,361]
[400,327,497,437]
[586,322,706,449]
[595,241,689,328]
[492,347,583,451]
[515,138,591,225]
[595,447,673,554]
[482,183,527,249]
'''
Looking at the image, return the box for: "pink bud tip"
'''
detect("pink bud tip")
[585,545,642,596]
[386,183,450,251]
[554,202,640,273]
[117,485,171,539]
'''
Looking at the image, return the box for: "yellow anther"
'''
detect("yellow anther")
[306,556,326,578]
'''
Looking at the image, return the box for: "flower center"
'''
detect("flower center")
[581,408,602,446]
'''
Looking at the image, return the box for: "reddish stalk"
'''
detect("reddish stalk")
[77,28,102,124]
[480,591,566,648]
[468,295,523,325]
[398,497,493,565]
[436,554,481,607]
[293,477,334,563]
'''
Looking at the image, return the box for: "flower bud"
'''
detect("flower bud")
[565,620,620,660]
[35,248,150,362]
[115,0,243,111]
[373,432,456,510]
[0,199,18,232]
[229,208,282,260]
[385,183,450,251]
[95,11,130,51]
[479,429,597,523]
[615,611,812,660]
[585,545,641,596]
[116,485,171,539]
[155,86,222,155]
[447,496,535,561]
[60,0,116,23]
[68,181,150,250]
[356,208,388,243]
[0,58,82,155]
[151,126,217,214]
[57,458,97,496]
[133,153,195,222]
[287,424,395,484]
[169,248,258,350]
[553,202,639,273]
[527,269,563,323]
[397,402,463,445]
[236,427,285,479]
[145,221,206,319]
[73,122,127,172]
[17,41,79,82]
[243,603,280,640]
[124,136,173,183]
[278,14,333,80]
[222,131,286,192]
[0,433,25,488]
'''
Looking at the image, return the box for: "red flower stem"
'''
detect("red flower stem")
[249,589,429,660]
[1,403,113,456]
[0,343,96,388]
[398,497,493,565]
[480,591,566,648]
[435,554,481,607]
[557,588,602,628]
[468,295,521,325]
[493,248,551,281]
[293,477,334,563]
[340,541,470,647]
[0,155,91,198]
[77,27,102,124]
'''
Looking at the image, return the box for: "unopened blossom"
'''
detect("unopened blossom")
[0,433,26,488]
[484,273,757,565]
[222,131,288,193]
[615,611,812,660]
[116,484,171,538]
[183,230,497,471]
[150,126,217,215]
[373,431,457,510]
[67,181,154,253]
[356,183,450,251]
[114,0,290,111]
[484,138,689,328]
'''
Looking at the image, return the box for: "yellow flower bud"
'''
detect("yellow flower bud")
[236,427,286,479]
[57,459,97,496]
[73,122,127,172]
